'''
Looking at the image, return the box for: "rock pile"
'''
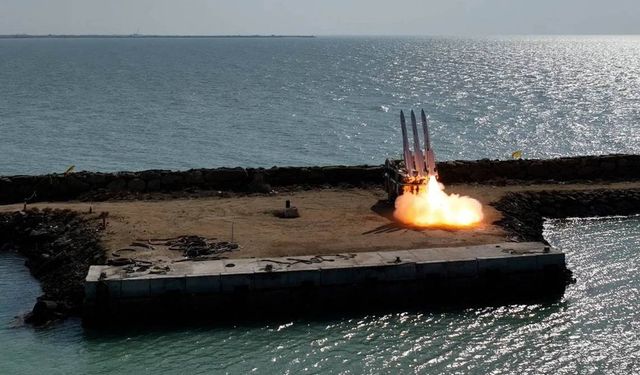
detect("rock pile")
[0,209,105,325]
[1,154,638,204]
[493,188,640,242]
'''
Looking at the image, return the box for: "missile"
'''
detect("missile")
[400,111,414,175]
[410,110,426,177]
[421,109,437,178]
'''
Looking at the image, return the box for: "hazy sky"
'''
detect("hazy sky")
[1,0,639,35]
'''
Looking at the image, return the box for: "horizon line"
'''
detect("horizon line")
[2,33,640,39]
[0,34,316,39]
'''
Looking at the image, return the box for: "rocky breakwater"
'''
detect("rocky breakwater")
[0,166,383,204]
[0,209,105,325]
[0,154,638,204]
[437,154,640,184]
[493,189,640,242]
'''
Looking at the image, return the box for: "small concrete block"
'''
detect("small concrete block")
[444,259,478,278]
[120,278,151,298]
[85,266,104,282]
[220,273,254,293]
[186,275,221,294]
[416,261,447,279]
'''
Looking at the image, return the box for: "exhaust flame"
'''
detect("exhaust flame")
[394,176,484,228]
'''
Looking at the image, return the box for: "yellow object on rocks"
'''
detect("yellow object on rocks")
[63,165,76,176]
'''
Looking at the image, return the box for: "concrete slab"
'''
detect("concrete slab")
[353,252,385,266]
[188,261,226,276]
[85,242,562,302]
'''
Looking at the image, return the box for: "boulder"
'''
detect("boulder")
[203,168,248,189]
[184,170,204,186]
[248,173,272,193]
[106,178,127,192]
[24,299,64,326]
[127,178,146,192]
[146,179,162,192]
[161,173,184,189]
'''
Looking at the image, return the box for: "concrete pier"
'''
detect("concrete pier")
[84,242,568,324]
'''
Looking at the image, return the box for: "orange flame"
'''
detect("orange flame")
[394,176,484,228]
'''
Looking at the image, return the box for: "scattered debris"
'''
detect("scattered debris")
[260,254,355,270]
[107,257,135,266]
[148,265,170,274]
[145,235,239,259]
[122,260,153,273]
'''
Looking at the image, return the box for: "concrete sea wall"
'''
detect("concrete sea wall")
[84,243,570,325]
[1,154,639,204]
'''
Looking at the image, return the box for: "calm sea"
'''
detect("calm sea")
[0,36,639,175]
[1,36,639,374]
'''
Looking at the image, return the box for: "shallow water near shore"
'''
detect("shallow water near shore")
[1,36,640,175]
[1,216,638,374]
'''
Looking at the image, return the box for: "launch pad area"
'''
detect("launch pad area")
[3,179,639,324]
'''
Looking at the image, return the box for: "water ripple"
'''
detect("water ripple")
[1,36,639,175]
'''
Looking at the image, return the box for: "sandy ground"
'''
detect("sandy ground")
[2,181,639,262]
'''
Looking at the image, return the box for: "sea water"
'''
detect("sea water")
[0,36,639,175]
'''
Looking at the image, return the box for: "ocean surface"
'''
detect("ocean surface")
[1,36,640,374]
[1,36,639,175]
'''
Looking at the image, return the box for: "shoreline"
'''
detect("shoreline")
[1,154,639,325]
[0,34,316,39]
[1,154,639,205]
